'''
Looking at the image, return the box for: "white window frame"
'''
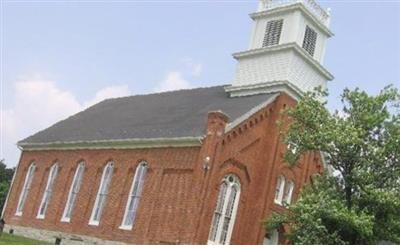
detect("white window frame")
[119,161,148,230]
[208,174,241,245]
[37,163,59,219]
[89,161,114,226]
[61,162,85,222]
[283,180,294,206]
[274,175,285,205]
[15,163,36,216]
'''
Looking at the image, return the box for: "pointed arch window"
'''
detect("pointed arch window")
[283,180,294,205]
[120,161,148,230]
[15,163,36,216]
[37,163,59,219]
[208,174,241,245]
[274,175,285,205]
[89,161,114,226]
[61,161,85,222]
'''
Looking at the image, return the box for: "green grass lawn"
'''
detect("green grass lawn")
[0,233,52,245]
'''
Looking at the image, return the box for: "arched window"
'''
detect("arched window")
[89,161,114,226]
[120,161,148,230]
[208,174,241,245]
[37,163,59,219]
[15,163,36,216]
[61,161,85,222]
[283,180,294,205]
[274,175,285,205]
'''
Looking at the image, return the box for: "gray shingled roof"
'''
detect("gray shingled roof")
[20,85,278,144]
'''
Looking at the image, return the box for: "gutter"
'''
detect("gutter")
[232,42,334,81]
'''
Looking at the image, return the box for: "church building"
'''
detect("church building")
[2,0,333,244]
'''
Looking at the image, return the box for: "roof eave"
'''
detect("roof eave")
[18,136,204,151]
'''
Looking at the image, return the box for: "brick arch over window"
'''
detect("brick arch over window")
[208,174,241,245]
[219,158,251,183]
[277,165,296,180]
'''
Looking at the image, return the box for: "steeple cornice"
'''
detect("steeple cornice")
[250,3,334,37]
[233,42,333,81]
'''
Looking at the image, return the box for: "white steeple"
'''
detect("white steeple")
[226,0,334,99]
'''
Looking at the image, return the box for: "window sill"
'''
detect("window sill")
[60,218,70,223]
[207,240,219,245]
[274,201,291,209]
[88,221,99,226]
[36,215,45,220]
[118,225,132,231]
[15,212,22,216]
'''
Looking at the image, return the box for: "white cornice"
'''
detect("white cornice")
[18,137,203,151]
[250,3,334,37]
[225,81,303,101]
[232,42,334,81]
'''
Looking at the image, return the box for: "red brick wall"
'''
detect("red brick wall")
[193,93,323,245]
[3,93,322,244]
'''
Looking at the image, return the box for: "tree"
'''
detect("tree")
[265,86,400,245]
[0,160,15,215]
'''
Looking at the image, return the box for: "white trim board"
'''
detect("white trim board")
[232,42,334,81]
[18,137,203,151]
